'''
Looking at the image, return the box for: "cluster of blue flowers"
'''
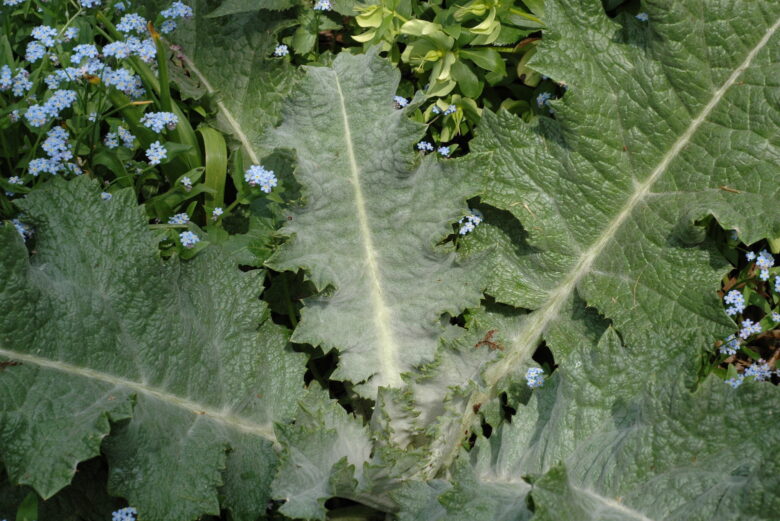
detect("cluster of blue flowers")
[719,247,779,386]
[145,141,167,165]
[723,289,745,316]
[117,12,148,33]
[432,104,456,115]
[104,126,136,149]
[1,2,186,198]
[101,37,156,62]
[416,140,434,152]
[140,111,178,132]
[29,126,82,176]
[112,506,137,521]
[244,165,278,193]
[417,140,452,156]
[753,249,775,280]
[1,0,223,254]
[1,65,33,96]
[525,367,545,388]
[719,334,740,356]
[11,218,33,240]
[179,230,200,248]
[313,0,332,10]
[393,95,408,108]
[168,213,190,224]
[458,209,483,235]
[160,0,194,27]
[274,44,289,57]
[25,89,78,127]
[725,359,777,388]
[738,318,762,340]
[536,91,555,113]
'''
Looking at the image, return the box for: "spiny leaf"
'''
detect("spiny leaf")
[423,0,780,477]
[265,49,486,397]
[0,178,306,521]
[167,0,299,163]
[272,391,373,520]
[399,326,780,520]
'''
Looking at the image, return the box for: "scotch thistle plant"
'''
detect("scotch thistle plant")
[1,0,779,520]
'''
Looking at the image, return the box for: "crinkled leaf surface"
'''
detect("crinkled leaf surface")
[265,50,485,397]
[530,384,780,521]
[272,391,373,520]
[166,0,299,163]
[400,327,780,520]
[422,0,780,476]
[0,178,306,521]
[524,329,780,521]
[206,0,298,16]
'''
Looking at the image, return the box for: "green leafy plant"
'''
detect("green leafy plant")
[349,0,547,149]
[2,0,780,520]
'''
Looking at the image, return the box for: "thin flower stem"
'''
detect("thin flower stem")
[391,10,409,23]
[58,6,83,37]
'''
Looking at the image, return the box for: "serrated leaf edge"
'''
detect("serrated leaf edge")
[422,14,780,478]
[175,45,261,164]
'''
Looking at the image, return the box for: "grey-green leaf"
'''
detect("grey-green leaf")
[265,50,486,397]
[167,0,299,163]
[272,391,373,520]
[0,178,306,521]
[400,325,779,520]
[526,338,780,520]
[423,0,780,476]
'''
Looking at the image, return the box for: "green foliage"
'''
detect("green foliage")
[0,178,305,520]
[265,49,485,396]
[1,0,780,520]
[354,0,541,97]
[348,0,546,146]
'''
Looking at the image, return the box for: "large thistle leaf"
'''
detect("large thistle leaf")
[396,327,780,520]
[523,329,780,521]
[0,178,306,521]
[421,0,780,476]
[271,391,374,520]
[164,0,299,163]
[265,50,485,397]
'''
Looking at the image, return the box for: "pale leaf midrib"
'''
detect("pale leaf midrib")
[576,486,655,521]
[177,47,260,165]
[0,347,277,443]
[424,15,780,478]
[331,71,401,388]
